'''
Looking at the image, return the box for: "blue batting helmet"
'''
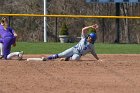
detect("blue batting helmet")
[88,33,97,44]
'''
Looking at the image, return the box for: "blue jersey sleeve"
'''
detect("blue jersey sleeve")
[7,27,14,35]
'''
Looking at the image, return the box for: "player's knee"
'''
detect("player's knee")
[71,54,80,61]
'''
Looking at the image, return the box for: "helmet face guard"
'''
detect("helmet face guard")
[88,33,97,44]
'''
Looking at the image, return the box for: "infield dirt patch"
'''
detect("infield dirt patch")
[0,54,140,93]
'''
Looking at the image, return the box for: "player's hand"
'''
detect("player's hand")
[97,59,103,62]
[92,24,99,29]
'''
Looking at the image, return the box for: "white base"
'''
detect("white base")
[27,58,43,61]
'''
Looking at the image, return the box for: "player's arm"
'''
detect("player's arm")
[91,51,99,60]
[91,51,103,62]
[82,24,99,35]
[92,53,99,60]
[82,25,93,34]
[12,29,17,37]
[14,32,17,37]
[13,30,17,47]
[91,46,100,60]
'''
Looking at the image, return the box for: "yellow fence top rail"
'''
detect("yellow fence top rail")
[0,14,140,19]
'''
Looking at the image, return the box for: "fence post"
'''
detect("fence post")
[115,3,120,43]
[55,17,58,42]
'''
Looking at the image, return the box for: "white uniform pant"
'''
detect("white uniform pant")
[58,47,81,61]
[0,43,3,55]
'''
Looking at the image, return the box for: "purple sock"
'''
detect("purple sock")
[47,54,59,60]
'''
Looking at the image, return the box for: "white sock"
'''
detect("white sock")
[0,43,3,55]
[7,52,20,59]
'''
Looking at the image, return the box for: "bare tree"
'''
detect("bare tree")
[0,0,139,43]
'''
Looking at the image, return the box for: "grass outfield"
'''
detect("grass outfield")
[11,42,140,54]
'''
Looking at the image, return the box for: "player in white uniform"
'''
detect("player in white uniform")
[43,24,100,61]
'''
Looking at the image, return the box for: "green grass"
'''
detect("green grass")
[11,42,140,54]
[96,43,140,54]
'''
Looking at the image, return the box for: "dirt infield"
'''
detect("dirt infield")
[0,54,140,93]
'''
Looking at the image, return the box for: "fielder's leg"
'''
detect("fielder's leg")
[0,43,3,59]
[0,43,3,55]
[7,51,23,60]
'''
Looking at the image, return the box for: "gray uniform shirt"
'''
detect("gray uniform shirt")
[73,32,96,56]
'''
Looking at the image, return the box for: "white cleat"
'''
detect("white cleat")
[18,51,24,60]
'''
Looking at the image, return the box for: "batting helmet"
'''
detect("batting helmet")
[88,33,97,44]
